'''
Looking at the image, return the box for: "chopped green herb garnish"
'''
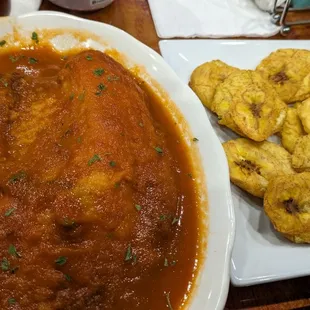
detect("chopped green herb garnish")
[5,208,16,217]
[133,254,137,264]
[88,154,101,166]
[170,261,176,266]
[114,182,120,188]
[1,258,10,271]
[135,204,142,212]
[55,256,67,266]
[93,68,104,76]
[0,78,8,87]
[9,55,19,63]
[62,218,75,227]
[8,171,26,183]
[172,217,179,225]
[109,161,116,167]
[187,173,193,179]
[10,266,19,274]
[78,91,85,101]
[86,55,93,61]
[165,292,173,310]
[8,298,16,305]
[0,40,6,47]
[125,244,132,261]
[160,215,166,221]
[28,57,38,64]
[164,258,169,267]
[192,137,199,142]
[107,75,119,81]
[107,232,114,239]
[64,274,72,281]
[69,93,74,100]
[31,32,39,43]
[95,83,106,95]
[138,122,144,127]
[8,245,21,258]
[77,136,82,144]
[154,146,163,154]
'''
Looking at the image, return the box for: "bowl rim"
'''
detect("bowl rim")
[0,11,235,310]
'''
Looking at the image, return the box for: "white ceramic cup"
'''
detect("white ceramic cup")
[48,0,114,11]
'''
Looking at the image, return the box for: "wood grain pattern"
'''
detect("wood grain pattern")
[40,0,310,309]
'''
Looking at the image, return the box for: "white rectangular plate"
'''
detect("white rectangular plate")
[160,39,310,287]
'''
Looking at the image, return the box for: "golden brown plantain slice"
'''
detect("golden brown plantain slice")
[256,49,310,103]
[264,172,310,243]
[297,98,310,134]
[189,60,239,110]
[295,71,310,102]
[213,70,287,141]
[281,106,305,153]
[292,135,310,172]
[222,138,295,198]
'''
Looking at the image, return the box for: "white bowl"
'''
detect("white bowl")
[0,12,235,310]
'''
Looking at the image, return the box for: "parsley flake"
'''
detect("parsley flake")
[31,32,39,43]
[125,244,132,261]
[64,274,72,281]
[154,146,163,154]
[172,217,179,225]
[114,182,120,188]
[88,154,102,166]
[109,161,116,167]
[165,292,173,310]
[8,245,21,258]
[0,78,8,87]
[1,258,10,271]
[9,55,19,63]
[135,204,142,212]
[8,298,16,305]
[8,171,27,183]
[62,218,75,227]
[164,258,169,267]
[78,91,85,101]
[133,254,137,264]
[55,256,67,266]
[5,208,16,217]
[187,173,193,179]
[69,93,74,100]
[93,68,104,76]
[28,57,38,64]
[86,55,93,61]
[0,40,6,47]
[107,75,119,81]
[159,215,167,221]
[77,136,82,144]
[95,83,106,95]
[192,137,199,142]
[10,266,19,274]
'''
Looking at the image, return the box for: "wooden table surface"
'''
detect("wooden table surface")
[40,1,310,309]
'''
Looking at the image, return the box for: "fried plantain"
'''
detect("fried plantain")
[213,70,287,141]
[294,71,310,102]
[222,138,295,198]
[297,98,310,134]
[189,60,239,110]
[292,135,310,172]
[264,172,310,243]
[256,49,310,103]
[281,106,305,153]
